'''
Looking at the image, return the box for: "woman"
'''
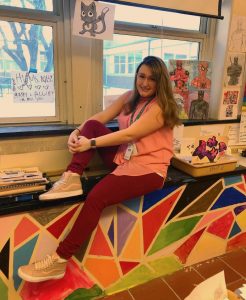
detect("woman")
[18,56,180,282]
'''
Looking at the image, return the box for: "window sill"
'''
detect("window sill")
[0,118,240,138]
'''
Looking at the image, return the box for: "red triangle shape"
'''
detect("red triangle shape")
[14,217,39,247]
[174,228,205,263]
[142,190,181,253]
[236,183,246,194]
[89,225,113,256]
[119,261,139,275]
[207,211,234,239]
[47,205,79,239]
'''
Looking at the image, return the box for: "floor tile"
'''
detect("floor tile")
[98,290,133,300]
[163,267,204,299]
[227,278,246,292]
[193,256,241,284]
[220,248,246,277]
[129,278,180,300]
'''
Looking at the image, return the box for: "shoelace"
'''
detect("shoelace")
[34,255,55,270]
[50,174,68,190]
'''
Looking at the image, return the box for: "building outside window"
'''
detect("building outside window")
[103,3,214,109]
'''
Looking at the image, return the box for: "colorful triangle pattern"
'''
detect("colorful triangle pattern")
[47,205,79,239]
[0,239,9,279]
[174,228,205,263]
[119,261,139,275]
[14,217,39,247]
[229,221,241,238]
[120,222,141,260]
[13,235,39,290]
[207,212,234,239]
[142,190,181,253]
[211,187,246,210]
[89,225,113,256]
[117,207,137,255]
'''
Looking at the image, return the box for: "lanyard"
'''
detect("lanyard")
[129,98,153,125]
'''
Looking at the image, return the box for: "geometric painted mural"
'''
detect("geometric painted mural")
[0,173,246,299]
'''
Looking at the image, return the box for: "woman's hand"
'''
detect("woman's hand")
[67,130,80,153]
[68,136,91,153]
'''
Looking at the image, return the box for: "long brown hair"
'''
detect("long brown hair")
[124,56,180,129]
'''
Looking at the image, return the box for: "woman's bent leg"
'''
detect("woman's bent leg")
[57,173,164,259]
[67,120,118,175]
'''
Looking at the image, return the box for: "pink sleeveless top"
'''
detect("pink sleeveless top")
[112,92,173,179]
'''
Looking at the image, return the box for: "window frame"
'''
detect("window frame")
[98,15,217,112]
[0,0,67,124]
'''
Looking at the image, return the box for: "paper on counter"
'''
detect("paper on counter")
[184,271,228,300]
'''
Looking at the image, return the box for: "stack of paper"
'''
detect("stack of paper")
[0,167,49,196]
[235,284,246,299]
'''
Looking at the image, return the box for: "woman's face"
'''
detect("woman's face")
[136,64,157,98]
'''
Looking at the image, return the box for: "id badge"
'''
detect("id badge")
[124,144,134,160]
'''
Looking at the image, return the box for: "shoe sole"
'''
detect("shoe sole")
[18,269,65,282]
[39,189,83,201]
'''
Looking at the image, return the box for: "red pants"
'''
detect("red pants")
[57,120,164,259]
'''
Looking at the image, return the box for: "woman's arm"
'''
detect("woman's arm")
[71,103,164,152]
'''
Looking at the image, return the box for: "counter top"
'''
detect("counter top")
[0,164,245,216]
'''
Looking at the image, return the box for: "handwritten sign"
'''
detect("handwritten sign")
[239,111,246,144]
[11,71,55,103]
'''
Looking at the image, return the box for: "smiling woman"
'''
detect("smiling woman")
[17,56,180,283]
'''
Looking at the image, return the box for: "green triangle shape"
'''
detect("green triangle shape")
[148,216,202,256]
[0,277,8,300]
[65,284,103,300]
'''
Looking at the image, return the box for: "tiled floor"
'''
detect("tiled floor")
[99,248,246,300]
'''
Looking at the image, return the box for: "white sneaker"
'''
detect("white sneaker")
[18,253,67,282]
[39,172,83,201]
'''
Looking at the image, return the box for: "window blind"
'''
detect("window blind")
[101,0,223,19]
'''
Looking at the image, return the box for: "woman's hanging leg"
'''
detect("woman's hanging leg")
[57,172,163,259]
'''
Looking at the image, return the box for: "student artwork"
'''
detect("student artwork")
[188,90,210,120]
[169,60,191,117]
[189,61,212,90]
[73,0,115,40]
[168,60,212,119]
[224,53,245,86]
[229,16,246,52]
[191,135,228,164]
[219,88,240,119]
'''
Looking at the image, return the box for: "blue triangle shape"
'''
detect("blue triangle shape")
[224,175,242,186]
[143,185,179,212]
[13,234,39,290]
[229,221,241,238]
[108,218,114,247]
[122,196,141,213]
[211,187,246,210]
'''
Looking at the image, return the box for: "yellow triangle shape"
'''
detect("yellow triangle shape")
[120,222,142,260]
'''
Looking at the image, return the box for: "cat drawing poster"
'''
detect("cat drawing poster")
[73,0,115,40]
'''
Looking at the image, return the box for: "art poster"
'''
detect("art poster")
[168,60,212,120]
[229,15,246,52]
[73,0,115,40]
[219,88,240,119]
[224,52,245,87]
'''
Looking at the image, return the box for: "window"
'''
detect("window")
[103,3,214,109]
[0,0,64,123]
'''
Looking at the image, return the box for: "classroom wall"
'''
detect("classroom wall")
[0,0,244,174]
